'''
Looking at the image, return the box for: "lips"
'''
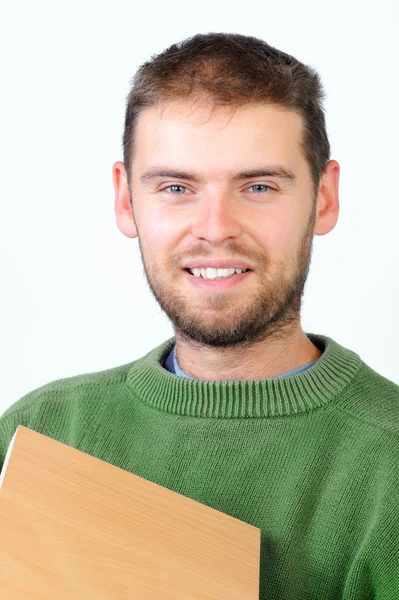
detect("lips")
[183,267,252,290]
[181,259,254,271]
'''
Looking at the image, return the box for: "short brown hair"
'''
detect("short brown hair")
[123,32,330,196]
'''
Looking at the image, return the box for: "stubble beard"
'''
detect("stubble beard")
[137,207,316,350]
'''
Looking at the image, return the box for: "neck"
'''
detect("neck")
[174,322,322,381]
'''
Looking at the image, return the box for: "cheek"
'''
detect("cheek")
[137,205,174,242]
[254,210,301,254]
[137,208,184,269]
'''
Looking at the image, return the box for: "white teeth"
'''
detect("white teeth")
[189,267,248,279]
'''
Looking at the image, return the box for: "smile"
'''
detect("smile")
[183,268,252,290]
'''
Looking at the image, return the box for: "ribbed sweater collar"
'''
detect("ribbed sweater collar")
[126,333,363,419]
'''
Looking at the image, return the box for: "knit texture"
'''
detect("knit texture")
[1,332,399,599]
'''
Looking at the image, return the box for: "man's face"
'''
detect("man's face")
[127,101,318,348]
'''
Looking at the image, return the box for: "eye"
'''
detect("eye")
[247,184,273,193]
[161,184,188,194]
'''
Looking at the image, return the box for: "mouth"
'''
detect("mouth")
[183,267,253,290]
[184,267,251,278]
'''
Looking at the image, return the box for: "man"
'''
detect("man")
[1,33,398,599]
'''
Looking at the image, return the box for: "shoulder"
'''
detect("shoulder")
[334,360,399,437]
[0,359,136,422]
[0,359,139,469]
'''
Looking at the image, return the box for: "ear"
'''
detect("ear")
[314,159,340,236]
[113,161,138,239]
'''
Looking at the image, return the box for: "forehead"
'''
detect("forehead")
[132,101,306,176]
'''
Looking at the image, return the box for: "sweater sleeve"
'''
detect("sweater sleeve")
[0,407,31,477]
[0,415,13,476]
[372,472,399,599]
[0,418,9,475]
[343,457,399,599]
[0,384,46,476]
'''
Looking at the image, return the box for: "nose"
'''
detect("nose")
[190,190,243,244]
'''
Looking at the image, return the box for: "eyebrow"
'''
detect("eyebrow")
[139,166,297,184]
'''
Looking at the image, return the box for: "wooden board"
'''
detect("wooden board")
[0,425,260,599]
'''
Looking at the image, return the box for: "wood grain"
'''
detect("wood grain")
[0,426,260,599]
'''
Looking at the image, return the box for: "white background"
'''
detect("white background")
[0,0,397,412]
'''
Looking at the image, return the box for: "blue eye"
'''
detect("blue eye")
[163,185,187,194]
[248,185,271,193]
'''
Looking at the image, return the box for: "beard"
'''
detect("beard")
[136,207,316,350]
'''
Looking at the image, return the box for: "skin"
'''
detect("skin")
[113,100,339,381]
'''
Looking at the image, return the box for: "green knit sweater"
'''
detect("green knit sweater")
[1,333,399,599]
